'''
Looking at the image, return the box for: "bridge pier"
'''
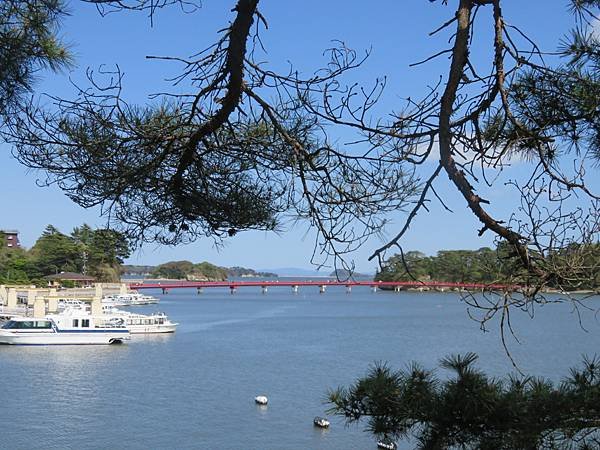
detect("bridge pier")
[292,285,299,294]
[230,286,237,295]
[319,285,326,294]
[162,287,169,294]
[371,285,378,293]
[261,286,268,294]
[346,285,351,294]
[197,287,203,295]
[6,288,17,308]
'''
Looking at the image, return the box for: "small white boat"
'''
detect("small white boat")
[377,440,397,450]
[254,395,268,405]
[0,311,130,345]
[57,299,90,312]
[102,293,159,306]
[102,306,178,334]
[313,416,330,428]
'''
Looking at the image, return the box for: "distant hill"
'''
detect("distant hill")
[151,261,227,281]
[329,269,373,280]
[227,266,277,278]
[258,267,326,277]
[123,262,278,280]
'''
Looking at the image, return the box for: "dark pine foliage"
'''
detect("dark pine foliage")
[328,354,600,449]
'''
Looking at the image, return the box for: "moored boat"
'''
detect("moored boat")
[57,299,90,312]
[0,311,130,345]
[102,293,159,306]
[102,306,178,334]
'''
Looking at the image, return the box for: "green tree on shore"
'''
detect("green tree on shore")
[0,224,130,283]
[29,225,80,276]
[376,244,600,290]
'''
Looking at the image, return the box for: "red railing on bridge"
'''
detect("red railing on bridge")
[128,280,516,291]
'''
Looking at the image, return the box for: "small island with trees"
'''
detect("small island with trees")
[123,261,277,281]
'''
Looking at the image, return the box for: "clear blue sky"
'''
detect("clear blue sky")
[0,0,589,272]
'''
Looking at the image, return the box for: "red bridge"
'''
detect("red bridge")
[128,280,516,294]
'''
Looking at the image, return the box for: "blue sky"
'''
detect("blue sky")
[0,0,590,272]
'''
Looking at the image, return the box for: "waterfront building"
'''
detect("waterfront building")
[44,272,96,288]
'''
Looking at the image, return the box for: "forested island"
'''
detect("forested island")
[375,245,600,291]
[0,225,129,284]
[329,269,371,280]
[122,261,277,281]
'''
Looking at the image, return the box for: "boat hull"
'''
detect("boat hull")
[128,323,177,334]
[0,330,130,345]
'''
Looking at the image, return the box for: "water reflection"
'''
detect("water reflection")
[129,333,175,344]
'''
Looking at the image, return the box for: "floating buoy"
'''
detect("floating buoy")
[313,416,330,428]
[254,395,268,405]
[377,439,397,450]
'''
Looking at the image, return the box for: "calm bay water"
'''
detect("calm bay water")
[1,285,599,450]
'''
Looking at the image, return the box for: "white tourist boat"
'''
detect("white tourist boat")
[102,306,178,334]
[0,310,130,345]
[57,299,90,312]
[102,292,159,306]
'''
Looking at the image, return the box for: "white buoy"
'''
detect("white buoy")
[254,395,268,405]
[313,416,330,428]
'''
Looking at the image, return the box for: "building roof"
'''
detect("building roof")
[44,272,96,281]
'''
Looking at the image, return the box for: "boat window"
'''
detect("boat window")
[1,320,51,329]
[72,319,79,327]
[81,319,90,328]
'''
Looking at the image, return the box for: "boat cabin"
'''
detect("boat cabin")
[2,319,53,330]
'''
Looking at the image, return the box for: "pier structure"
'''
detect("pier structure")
[0,282,130,318]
